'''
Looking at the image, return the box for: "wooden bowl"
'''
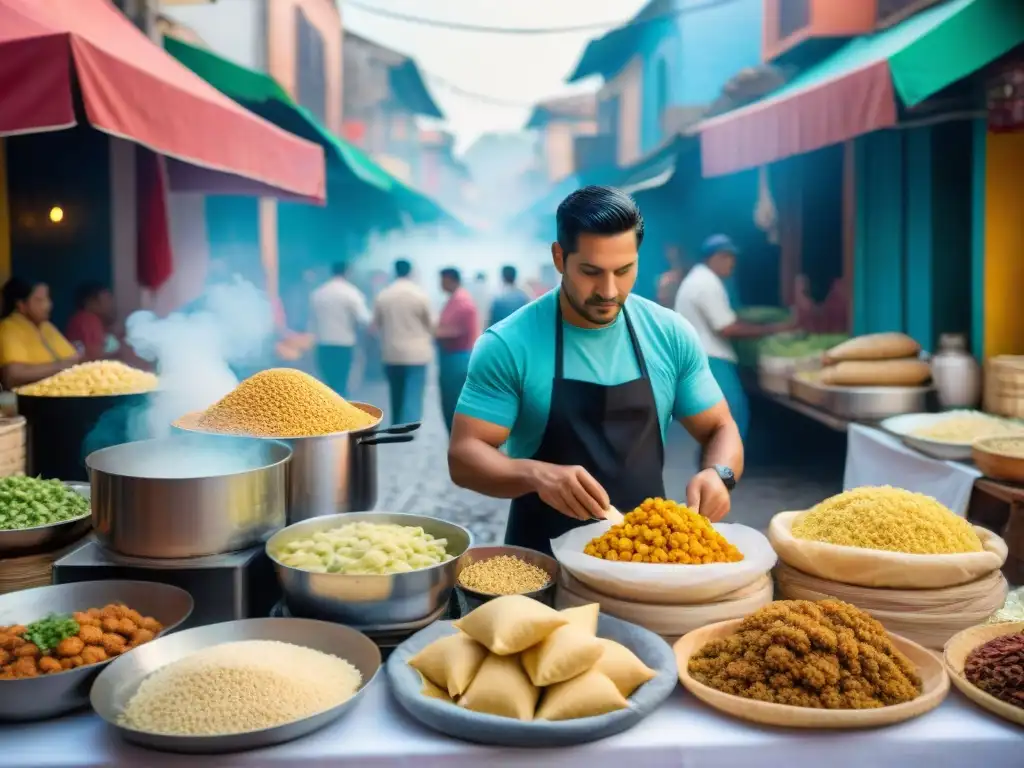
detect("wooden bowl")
[943,621,1024,727]
[972,437,1024,483]
[674,618,949,729]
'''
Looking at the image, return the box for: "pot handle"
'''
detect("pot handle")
[359,433,416,446]
[379,421,421,435]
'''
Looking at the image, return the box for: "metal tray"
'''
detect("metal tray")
[0,482,91,557]
[790,375,932,421]
[90,617,380,754]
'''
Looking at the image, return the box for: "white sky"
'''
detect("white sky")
[338,0,650,153]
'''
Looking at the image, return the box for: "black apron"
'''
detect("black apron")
[503,299,666,555]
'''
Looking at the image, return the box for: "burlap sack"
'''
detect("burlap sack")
[774,562,1009,650]
[555,570,773,640]
[769,511,1008,589]
[823,333,920,365]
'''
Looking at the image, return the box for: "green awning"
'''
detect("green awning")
[698,0,1024,177]
[164,36,460,226]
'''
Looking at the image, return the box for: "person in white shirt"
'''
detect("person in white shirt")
[309,261,370,398]
[674,235,793,439]
[372,259,434,423]
[468,271,491,322]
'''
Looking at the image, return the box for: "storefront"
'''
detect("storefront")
[0,0,326,319]
[696,0,1024,356]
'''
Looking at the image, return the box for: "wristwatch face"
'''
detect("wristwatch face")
[713,464,736,491]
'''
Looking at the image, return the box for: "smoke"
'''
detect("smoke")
[355,227,553,308]
[124,276,275,441]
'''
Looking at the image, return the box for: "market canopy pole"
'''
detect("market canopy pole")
[0,0,326,203]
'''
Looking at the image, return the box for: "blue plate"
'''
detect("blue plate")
[386,613,677,747]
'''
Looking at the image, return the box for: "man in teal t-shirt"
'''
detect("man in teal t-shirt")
[448,186,745,555]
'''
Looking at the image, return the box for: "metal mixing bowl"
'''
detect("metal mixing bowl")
[0,482,92,558]
[455,545,559,611]
[0,580,194,721]
[266,512,472,626]
[90,617,381,754]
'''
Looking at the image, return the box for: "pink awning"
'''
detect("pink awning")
[0,0,325,202]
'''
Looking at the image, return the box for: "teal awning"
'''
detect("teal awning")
[698,0,1024,176]
[164,36,461,227]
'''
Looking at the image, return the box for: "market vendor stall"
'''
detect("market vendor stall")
[0,684,1020,768]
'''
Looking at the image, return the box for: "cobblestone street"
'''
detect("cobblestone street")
[353,373,846,545]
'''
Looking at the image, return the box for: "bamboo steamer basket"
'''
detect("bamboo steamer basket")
[943,621,1024,727]
[0,416,26,478]
[984,355,1024,418]
[674,618,949,728]
[774,562,1008,650]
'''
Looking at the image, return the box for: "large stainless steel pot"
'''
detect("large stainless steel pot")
[174,403,420,523]
[87,435,291,559]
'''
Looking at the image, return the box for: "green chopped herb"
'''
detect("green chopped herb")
[23,613,80,652]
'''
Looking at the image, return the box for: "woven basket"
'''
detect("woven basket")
[0,416,26,478]
[0,534,86,596]
[984,355,1024,418]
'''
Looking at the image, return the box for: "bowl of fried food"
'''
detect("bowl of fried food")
[0,580,193,721]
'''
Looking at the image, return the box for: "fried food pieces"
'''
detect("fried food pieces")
[0,603,163,679]
[584,498,743,564]
[688,599,922,709]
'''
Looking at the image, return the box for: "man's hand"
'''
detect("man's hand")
[529,462,610,521]
[686,468,731,522]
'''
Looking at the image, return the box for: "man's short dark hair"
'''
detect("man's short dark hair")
[440,267,461,284]
[501,265,517,284]
[394,259,412,278]
[76,282,109,310]
[556,186,644,256]
[331,261,349,276]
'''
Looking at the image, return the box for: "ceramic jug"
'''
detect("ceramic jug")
[931,333,981,409]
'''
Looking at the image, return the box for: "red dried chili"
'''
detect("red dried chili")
[964,631,1024,710]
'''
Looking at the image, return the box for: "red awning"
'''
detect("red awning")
[697,60,897,178]
[0,0,325,203]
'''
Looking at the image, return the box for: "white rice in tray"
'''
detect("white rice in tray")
[119,640,362,736]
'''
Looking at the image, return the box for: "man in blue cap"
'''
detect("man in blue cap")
[674,234,794,439]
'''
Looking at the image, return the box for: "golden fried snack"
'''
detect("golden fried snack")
[14,643,40,659]
[81,646,108,665]
[38,657,62,674]
[101,617,122,633]
[59,658,75,670]
[73,611,101,628]
[101,633,127,655]
[131,628,155,646]
[0,633,15,651]
[13,657,38,677]
[122,609,144,626]
[78,625,103,645]
[56,636,85,658]
[101,604,125,620]
[140,617,163,633]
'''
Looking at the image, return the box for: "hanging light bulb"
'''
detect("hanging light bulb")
[48,206,64,224]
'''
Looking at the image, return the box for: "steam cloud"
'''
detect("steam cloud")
[124,276,275,441]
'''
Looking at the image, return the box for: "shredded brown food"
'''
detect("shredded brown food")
[964,631,1024,710]
[688,599,922,709]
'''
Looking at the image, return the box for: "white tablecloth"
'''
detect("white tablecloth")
[844,424,981,515]
[3,681,1021,768]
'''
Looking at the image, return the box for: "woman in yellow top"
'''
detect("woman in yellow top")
[0,277,79,389]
